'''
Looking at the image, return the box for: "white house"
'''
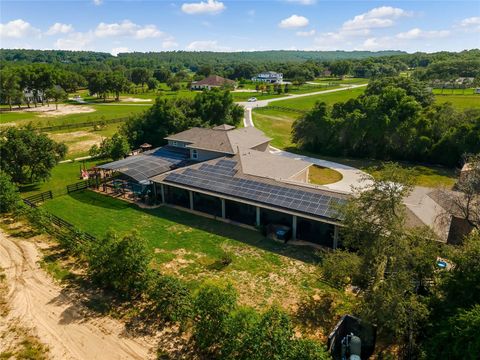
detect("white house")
[252,71,283,84]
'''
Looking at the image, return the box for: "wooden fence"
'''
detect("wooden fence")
[67,179,97,193]
[22,198,97,243]
[256,106,307,114]
[23,191,53,205]
[37,117,129,133]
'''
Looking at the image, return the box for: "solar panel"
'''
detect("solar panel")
[164,163,346,220]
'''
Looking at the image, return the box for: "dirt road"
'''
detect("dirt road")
[0,230,156,360]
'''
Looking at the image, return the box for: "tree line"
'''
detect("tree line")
[292,76,480,167]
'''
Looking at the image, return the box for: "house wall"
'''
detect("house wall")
[290,167,309,183]
[168,140,189,148]
[191,148,224,161]
[251,142,270,152]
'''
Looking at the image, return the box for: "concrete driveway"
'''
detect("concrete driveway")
[237,83,370,193]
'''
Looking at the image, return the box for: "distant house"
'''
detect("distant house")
[321,69,332,77]
[191,75,236,90]
[475,88,480,94]
[252,71,283,84]
[454,77,475,85]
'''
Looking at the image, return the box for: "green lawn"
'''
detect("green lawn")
[0,103,150,128]
[19,159,106,197]
[309,165,343,185]
[271,87,366,110]
[434,94,480,109]
[43,190,352,312]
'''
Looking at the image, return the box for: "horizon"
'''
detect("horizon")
[1,1,479,55]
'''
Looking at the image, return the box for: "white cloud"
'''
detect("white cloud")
[186,40,230,51]
[162,40,179,49]
[396,28,450,40]
[111,47,129,56]
[296,29,316,37]
[0,19,40,39]
[279,15,309,29]
[342,6,410,31]
[458,17,480,32]
[55,32,92,50]
[46,23,73,35]
[94,20,163,39]
[285,0,316,5]
[93,0,103,5]
[181,0,225,15]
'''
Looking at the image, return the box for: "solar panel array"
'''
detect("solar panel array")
[165,160,346,220]
[97,146,189,182]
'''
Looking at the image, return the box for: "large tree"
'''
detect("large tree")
[0,126,67,183]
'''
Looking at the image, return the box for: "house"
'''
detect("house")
[251,71,284,84]
[190,75,237,90]
[404,187,476,245]
[321,69,332,77]
[97,124,348,247]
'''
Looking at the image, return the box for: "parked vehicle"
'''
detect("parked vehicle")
[247,97,257,102]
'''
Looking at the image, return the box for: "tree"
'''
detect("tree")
[321,250,361,288]
[45,86,67,110]
[330,60,352,79]
[193,281,238,354]
[87,231,151,298]
[193,88,243,126]
[0,69,22,110]
[341,163,438,352]
[153,67,172,83]
[91,134,130,160]
[0,126,67,183]
[130,67,152,91]
[0,171,20,213]
[146,77,159,91]
[106,71,130,101]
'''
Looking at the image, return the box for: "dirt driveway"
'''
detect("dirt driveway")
[0,230,156,360]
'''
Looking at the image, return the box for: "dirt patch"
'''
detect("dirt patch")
[121,97,152,103]
[0,228,157,359]
[49,130,103,156]
[7,104,96,117]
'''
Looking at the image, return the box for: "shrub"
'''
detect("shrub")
[291,338,331,360]
[0,170,20,213]
[147,272,192,324]
[87,231,151,298]
[321,250,361,288]
[193,281,238,354]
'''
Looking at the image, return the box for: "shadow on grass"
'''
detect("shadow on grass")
[66,190,322,265]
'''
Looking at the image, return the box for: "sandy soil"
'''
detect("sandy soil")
[49,130,104,156]
[12,104,96,117]
[0,230,156,360]
[121,97,152,103]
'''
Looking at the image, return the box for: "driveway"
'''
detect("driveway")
[237,84,370,193]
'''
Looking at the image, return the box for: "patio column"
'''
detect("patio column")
[255,206,260,227]
[189,191,194,210]
[160,184,165,204]
[333,225,339,250]
[152,182,157,203]
[292,215,297,240]
[221,198,226,219]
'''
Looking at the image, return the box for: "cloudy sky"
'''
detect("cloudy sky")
[1,0,479,55]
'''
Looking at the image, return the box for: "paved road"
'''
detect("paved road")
[237,83,370,193]
[239,83,367,127]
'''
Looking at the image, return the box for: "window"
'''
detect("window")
[172,141,178,147]
[191,149,198,160]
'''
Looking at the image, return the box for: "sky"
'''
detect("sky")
[0,0,479,55]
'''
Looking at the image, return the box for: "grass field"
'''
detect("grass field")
[434,94,480,109]
[270,87,366,110]
[0,103,150,128]
[43,190,353,316]
[19,159,105,197]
